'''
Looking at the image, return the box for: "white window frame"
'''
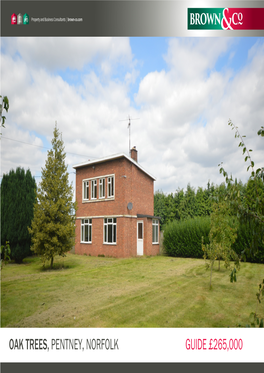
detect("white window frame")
[91,179,97,199]
[152,219,159,244]
[83,180,89,200]
[82,174,114,203]
[107,176,114,198]
[104,218,117,244]
[81,219,92,243]
[99,178,105,199]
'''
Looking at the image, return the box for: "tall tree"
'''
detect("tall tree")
[1,167,36,263]
[28,124,76,268]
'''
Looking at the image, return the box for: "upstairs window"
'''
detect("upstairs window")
[99,178,105,199]
[82,174,114,202]
[81,219,92,243]
[107,176,114,198]
[91,179,97,199]
[83,180,89,200]
[152,219,159,244]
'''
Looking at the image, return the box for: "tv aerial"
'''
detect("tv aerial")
[120,115,140,156]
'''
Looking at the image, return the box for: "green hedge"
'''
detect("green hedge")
[163,216,264,263]
[163,217,210,258]
[232,222,264,264]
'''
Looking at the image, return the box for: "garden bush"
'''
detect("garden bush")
[163,215,264,264]
[163,216,210,258]
[232,222,264,264]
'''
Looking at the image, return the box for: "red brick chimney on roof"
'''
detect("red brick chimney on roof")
[131,146,138,162]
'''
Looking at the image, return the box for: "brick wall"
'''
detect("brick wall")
[141,217,160,256]
[75,157,154,218]
[74,155,155,258]
[75,216,138,258]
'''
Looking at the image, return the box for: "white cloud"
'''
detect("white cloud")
[164,38,233,81]
[1,37,264,196]
[133,38,264,192]
[1,37,133,73]
[1,125,46,177]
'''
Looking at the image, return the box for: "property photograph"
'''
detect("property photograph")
[1,36,263,330]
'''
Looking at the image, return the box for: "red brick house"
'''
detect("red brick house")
[73,147,160,258]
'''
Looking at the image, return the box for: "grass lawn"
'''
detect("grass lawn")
[1,253,263,327]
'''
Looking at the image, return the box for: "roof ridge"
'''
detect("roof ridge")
[72,153,156,180]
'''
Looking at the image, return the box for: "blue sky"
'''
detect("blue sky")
[1,36,264,195]
[55,37,263,106]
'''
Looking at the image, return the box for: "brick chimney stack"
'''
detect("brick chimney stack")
[131,146,138,162]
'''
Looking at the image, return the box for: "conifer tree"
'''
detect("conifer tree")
[1,167,36,263]
[28,124,76,268]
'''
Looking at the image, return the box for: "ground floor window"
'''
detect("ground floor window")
[152,219,159,243]
[81,219,92,243]
[104,218,116,244]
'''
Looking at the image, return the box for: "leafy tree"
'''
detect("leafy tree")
[1,167,36,263]
[154,190,167,229]
[219,120,264,323]
[28,125,76,268]
[155,183,214,227]
[202,201,239,288]
[184,183,197,218]
[173,188,183,219]
[219,120,264,261]
[165,193,177,223]
[0,95,9,131]
[248,280,264,328]
[240,176,264,261]
[195,186,208,217]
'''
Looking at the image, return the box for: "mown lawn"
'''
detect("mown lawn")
[1,253,263,327]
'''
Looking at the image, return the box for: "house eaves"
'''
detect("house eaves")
[72,153,156,181]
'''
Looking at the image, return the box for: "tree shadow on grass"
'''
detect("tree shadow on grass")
[39,257,79,272]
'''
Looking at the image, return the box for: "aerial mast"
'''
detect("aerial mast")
[120,115,139,156]
[128,116,131,156]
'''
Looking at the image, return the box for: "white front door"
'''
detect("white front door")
[137,221,144,255]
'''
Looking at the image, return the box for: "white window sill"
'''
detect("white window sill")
[82,198,115,203]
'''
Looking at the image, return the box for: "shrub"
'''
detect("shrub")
[163,215,264,263]
[163,216,210,258]
[233,222,264,264]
